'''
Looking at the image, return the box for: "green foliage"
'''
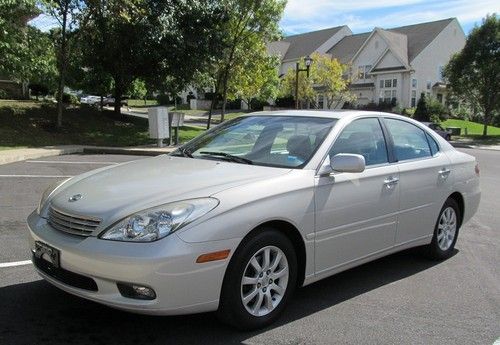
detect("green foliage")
[128,79,147,100]
[402,108,416,117]
[0,90,8,99]
[281,53,354,109]
[444,14,499,135]
[427,98,449,120]
[414,92,430,121]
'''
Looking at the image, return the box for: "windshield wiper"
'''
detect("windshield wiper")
[173,147,193,158]
[199,151,253,165]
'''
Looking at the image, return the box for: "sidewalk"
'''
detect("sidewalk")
[449,138,500,151]
[0,145,178,166]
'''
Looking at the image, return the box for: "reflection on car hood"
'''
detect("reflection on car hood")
[49,155,291,227]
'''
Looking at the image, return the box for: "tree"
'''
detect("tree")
[280,53,355,109]
[444,14,499,136]
[78,0,226,115]
[42,0,80,127]
[227,48,281,109]
[207,0,286,127]
[128,79,148,104]
[0,1,56,97]
[414,92,430,121]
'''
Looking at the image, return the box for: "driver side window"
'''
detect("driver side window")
[330,118,389,166]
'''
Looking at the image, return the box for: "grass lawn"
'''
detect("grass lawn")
[127,99,158,107]
[442,119,500,136]
[0,100,204,149]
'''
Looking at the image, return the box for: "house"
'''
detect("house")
[269,18,466,109]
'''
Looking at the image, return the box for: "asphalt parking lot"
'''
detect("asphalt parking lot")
[0,150,499,345]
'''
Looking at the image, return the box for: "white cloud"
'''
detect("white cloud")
[281,0,499,34]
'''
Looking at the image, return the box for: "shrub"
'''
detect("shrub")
[0,89,8,99]
[402,108,416,117]
[249,98,269,110]
[29,83,50,99]
[226,99,242,110]
[156,94,170,105]
[414,93,430,121]
[428,98,449,120]
[275,96,294,108]
[61,93,78,104]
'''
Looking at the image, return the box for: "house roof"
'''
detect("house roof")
[327,18,455,63]
[279,26,345,61]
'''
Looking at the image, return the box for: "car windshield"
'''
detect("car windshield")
[174,116,337,168]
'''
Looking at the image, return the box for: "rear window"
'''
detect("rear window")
[384,119,431,161]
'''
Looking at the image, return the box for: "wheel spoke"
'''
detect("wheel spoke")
[437,231,444,241]
[273,267,287,279]
[242,276,258,285]
[270,251,282,272]
[252,291,264,313]
[250,257,262,272]
[263,248,271,270]
[270,283,285,295]
[264,292,273,311]
[243,288,259,305]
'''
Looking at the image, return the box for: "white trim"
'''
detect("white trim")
[0,260,32,268]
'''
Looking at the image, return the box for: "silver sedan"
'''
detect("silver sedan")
[28,110,480,330]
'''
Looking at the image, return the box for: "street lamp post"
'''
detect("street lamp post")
[295,55,313,109]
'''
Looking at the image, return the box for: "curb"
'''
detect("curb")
[0,145,177,166]
[0,146,84,166]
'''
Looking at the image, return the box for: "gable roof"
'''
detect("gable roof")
[327,18,454,63]
[279,26,345,61]
[389,18,454,61]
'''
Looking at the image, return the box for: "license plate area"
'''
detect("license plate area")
[34,241,60,268]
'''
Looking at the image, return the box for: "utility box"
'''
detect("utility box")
[148,107,169,147]
[170,112,185,128]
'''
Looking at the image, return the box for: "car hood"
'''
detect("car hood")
[48,155,291,230]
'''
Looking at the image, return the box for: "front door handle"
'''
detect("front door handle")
[438,168,451,178]
[384,176,399,188]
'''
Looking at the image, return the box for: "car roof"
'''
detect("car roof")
[246,110,400,120]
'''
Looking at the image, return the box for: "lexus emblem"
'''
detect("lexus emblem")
[68,194,82,202]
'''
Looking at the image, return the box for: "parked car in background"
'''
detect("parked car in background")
[80,95,100,105]
[103,95,129,107]
[29,111,480,330]
[422,122,452,141]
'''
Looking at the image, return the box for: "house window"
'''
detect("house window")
[427,81,431,90]
[426,92,431,98]
[437,93,443,103]
[385,80,392,88]
[384,90,392,103]
[380,80,384,88]
[438,66,444,81]
[412,78,417,88]
[317,94,324,109]
[392,79,397,88]
[411,90,417,107]
[379,79,398,104]
[357,65,372,80]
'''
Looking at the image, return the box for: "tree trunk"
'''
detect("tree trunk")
[483,110,490,137]
[114,81,122,115]
[220,72,229,123]
[56,4,69,128]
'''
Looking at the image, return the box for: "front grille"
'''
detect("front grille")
[48,206,101,237]
[33,255,98,291]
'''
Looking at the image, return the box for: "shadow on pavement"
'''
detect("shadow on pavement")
[0,248,454,345]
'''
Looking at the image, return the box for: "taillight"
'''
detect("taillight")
[475,163,480,176]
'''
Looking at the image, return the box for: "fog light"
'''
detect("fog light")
[117,283,156,300]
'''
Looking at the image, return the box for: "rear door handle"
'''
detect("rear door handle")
[384,176,399,188]
[438,168,451,178]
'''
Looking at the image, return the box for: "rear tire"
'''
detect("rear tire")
[424,198,460,260]
[217,229,297,330]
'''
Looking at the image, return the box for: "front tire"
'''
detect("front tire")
[217,229,297,330]
[425,198,460,260]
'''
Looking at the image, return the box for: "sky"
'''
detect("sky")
[30,0,499,36]
[280,0,499,35]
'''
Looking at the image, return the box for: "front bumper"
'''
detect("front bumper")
[27,211,239,315]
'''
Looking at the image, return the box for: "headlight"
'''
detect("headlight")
[99,198,219,242]
[37,178,70,214]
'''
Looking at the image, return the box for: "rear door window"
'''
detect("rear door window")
[384,119,431,161]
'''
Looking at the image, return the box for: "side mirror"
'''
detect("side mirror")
[331,153,366,173]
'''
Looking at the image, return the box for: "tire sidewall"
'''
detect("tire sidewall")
[218,229,297,330]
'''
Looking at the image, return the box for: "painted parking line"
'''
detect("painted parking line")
[0,175,73,178]
[26,160,119,165]
[0,260,32,268]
